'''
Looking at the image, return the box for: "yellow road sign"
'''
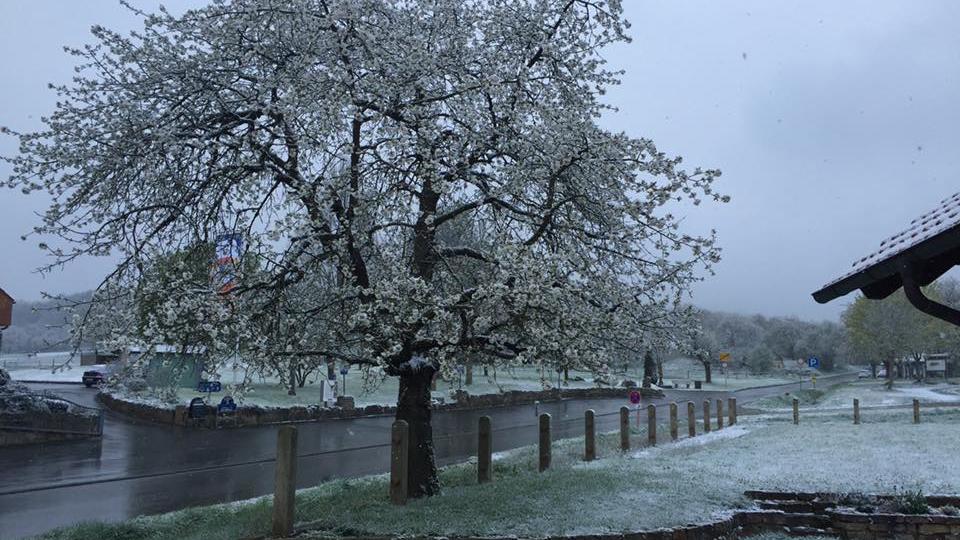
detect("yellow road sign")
[719,352,731,363]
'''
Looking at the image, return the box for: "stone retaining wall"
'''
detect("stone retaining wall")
[290,510,824,540]
[831,511,960,539]
[289,498,960,540]
[98,386,664,429]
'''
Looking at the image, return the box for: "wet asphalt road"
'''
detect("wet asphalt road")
[0,374,855,539]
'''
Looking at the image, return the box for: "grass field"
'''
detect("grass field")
[751,379,960,411]
[38,396,960,540]
[165,365,599,408]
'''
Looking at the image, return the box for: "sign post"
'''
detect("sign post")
[340,366,349,395]
[719,353,730,387]
[629,390,641,428]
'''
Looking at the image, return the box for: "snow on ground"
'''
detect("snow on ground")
[629,424,751,459]
[40,406,960,540]
[751,379,960,411]
[893,385,959,402]
[6,363,106,383]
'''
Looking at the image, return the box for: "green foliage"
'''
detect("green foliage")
[693,309,846,372]
[894,488,929,515]
[842,284,955,368]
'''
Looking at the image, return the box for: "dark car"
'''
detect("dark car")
[82,370,105,387]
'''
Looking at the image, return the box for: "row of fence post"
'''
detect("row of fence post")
[271,395,934,536]
[270,398,740,536]
[790,397,924,425]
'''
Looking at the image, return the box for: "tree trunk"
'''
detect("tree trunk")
[703,361,712,384]
[288,363,296,396]
[396,369,441,498]
[465,364,473,386]
[870,363,877,378]
[563,368,569,383]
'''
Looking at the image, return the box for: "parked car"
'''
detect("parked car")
[82,370,106,387]
[857,370,871,379]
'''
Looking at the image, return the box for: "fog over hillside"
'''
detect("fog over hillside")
[0,291,91,353]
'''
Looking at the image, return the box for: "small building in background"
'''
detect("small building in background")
[0,287,14,329]
[923,352,956,378]
[134,345,207,389]
[0,287,14,355]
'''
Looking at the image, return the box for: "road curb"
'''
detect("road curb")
[17,380,85,385]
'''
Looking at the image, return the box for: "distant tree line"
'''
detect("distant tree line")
[843,277,960,380]
[0,292,91,354]
[688,309,847,378]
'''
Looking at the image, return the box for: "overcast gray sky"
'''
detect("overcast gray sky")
[2,0,958,321]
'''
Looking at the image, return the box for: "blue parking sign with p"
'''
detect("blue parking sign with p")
[808,357,820,369]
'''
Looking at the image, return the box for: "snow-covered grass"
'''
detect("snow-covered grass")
[37,406,960,540]
[752,379,960,411]
[126,364,806,409]
[6,361,106,383]
[661,357,800,391]
[124,366,602,409]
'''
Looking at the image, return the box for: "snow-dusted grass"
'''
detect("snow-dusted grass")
[2,352,88,383]
[38,407,960,540]
[128,366,601,409]
[6,363,107,383]
[661,357,800,391]
[752,379,960,411]
[665,375,800,391]
[148,365,801,409]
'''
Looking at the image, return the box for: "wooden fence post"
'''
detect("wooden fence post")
[687,401,696,437]
[669,402,678,441]
[390,420,409,505]
[853,398,860,425]
[792,398,799,425]
[478,416,492,483]
[913,399,920,424]
[584,409,596,461]
[728,397,737,426]
[272,425,298,538]
[647,404,657,446]
[619,406,630,451]
[703,400,711,433]
[716,399,724,429]
[539,413,551,472]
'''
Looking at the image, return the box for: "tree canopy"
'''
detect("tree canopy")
[4,0,725,497]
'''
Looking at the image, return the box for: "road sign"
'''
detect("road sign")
[629,390,641,404]
[807,357,820,369]
[198,380,222,393]
[927,359,947,372]
[340,366,349,376]
[719,352,731,363]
